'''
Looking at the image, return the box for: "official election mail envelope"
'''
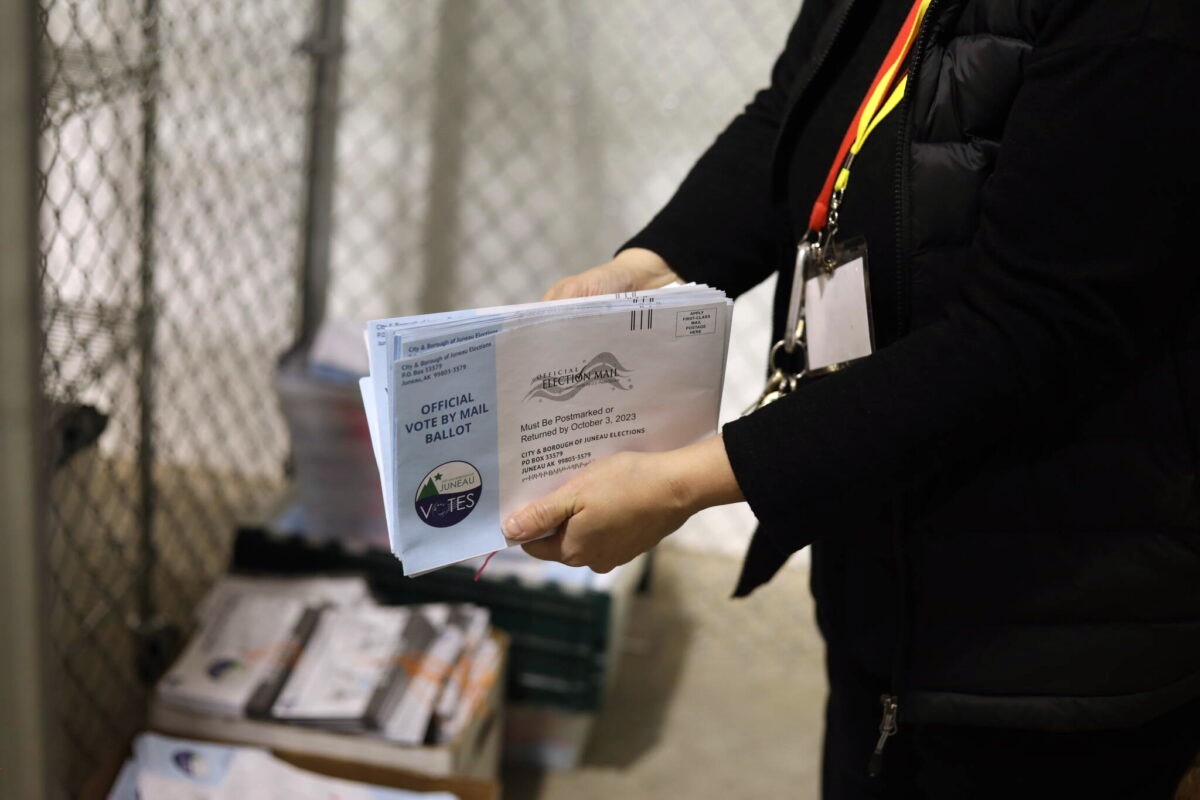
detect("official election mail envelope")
[361,286,732,575]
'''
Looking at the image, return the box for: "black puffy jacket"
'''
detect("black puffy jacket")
[626,0,1200,730]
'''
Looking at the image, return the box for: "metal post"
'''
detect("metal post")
[0,0,53,795]
[138,0,159,629]
[296,0,346,350]
[420,0,472,315]
[131,0,174,683]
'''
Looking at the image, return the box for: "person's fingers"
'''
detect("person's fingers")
[559,276,601,300]
[542,265,628,301]
[544,272,595,301]
[504,488,577,542]
[541,278,570,301]
[521,530,565,561]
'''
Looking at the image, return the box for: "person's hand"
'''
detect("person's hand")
[502,436,744,572]
[542,247,680,301]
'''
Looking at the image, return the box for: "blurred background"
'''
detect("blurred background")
[2,1,831,798]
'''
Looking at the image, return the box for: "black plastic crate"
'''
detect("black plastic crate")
[230,526,631,711]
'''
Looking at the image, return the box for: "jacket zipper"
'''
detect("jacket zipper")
[879,499,912,778]
[770,0,859,199]
[802,0,859,102]
[870,0,942,779]
[768,0,860,344]
[868,693,900,778]
[894,0,940,340]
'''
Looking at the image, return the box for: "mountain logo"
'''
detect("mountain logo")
[525,352,632,402]
[414,460,482,528]
[171,749,210,778]
[206,657,243,681]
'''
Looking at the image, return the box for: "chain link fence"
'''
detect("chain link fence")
[39,0,309,793]
[36,0,797,794]
[328,0,796,318]
[326,0,796,555]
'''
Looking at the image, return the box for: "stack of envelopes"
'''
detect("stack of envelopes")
[360,285,733,575]
[155,575,495,747]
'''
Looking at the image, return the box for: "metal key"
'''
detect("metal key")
[743,368,798,415]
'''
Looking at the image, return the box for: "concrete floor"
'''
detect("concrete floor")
[504,545,826,800]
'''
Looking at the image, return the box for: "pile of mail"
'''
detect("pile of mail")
[361,285,733,575]
[276,325,387,550]
[155,575,498,747]
[107,732,458,800]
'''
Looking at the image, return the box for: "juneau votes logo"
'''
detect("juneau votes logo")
[414,460,482,528]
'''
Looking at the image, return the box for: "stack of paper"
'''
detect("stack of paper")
[155,575,497,749]
[107,733,458,800]
[378,604,491,745]
[361,285,733,575]
[276,345,389,549]
[157,592,316,718]
[269,605,412,732]
[433,633,503,745]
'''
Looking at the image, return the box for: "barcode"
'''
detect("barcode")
[629,308,654,331]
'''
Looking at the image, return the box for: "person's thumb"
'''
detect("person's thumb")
[503,490,576,542]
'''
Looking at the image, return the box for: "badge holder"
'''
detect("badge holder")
[804,236,874,375]
[742,0,929,415]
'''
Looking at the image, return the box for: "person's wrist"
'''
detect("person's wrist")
[614,247,679,290]
[659,434,744,517]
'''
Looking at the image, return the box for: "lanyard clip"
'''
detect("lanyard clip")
[817,189,844,272]
[751,237,813,417]
[784,238,815,353]
[742,338,807,415]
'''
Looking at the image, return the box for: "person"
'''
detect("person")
[500,0,1200,797]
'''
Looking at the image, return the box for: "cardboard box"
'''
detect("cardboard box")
[148,631,507,780]
[80,741,499,800]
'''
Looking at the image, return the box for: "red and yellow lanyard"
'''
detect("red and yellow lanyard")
[807,0,934,238]
[776,0,933,367]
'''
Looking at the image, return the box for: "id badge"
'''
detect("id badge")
[803,239,874,372]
